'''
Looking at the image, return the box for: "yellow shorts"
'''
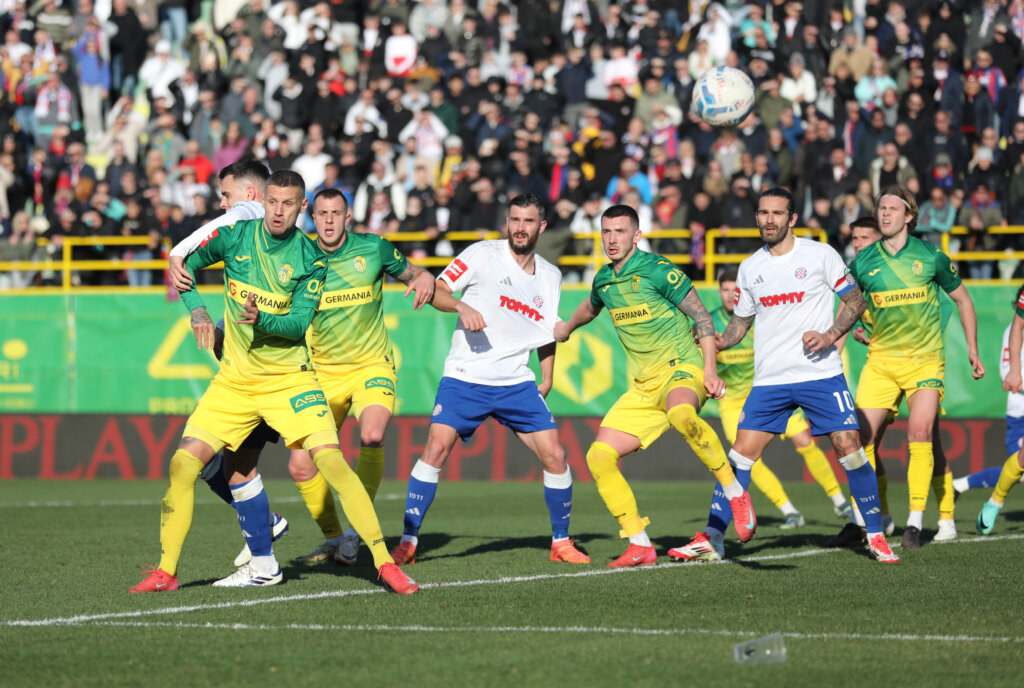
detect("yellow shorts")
[855,356,945,410]
[316,362,397,426]
[601,361,706,449]
[184,370,338,452]
[718,393,810,444]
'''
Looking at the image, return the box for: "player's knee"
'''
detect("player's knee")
[288,450,317,482]
[359,429,386,447]
[169,449,202,482]
[539,446,567,473]
[586,442,619,480]
[906,424,933,443]
[667,403,701,438]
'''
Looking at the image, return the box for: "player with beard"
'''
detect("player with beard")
[391,194,590,565]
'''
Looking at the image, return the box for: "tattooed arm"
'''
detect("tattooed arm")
[804,284,867,352]
[677,287,725,399]
[395,263,436,310]
[717,313,755,351]
[190,306,216,351]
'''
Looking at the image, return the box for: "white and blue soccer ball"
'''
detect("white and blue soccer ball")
[690,66,756,128]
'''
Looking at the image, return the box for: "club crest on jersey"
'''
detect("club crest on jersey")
[277,263,294,283]
[912,260,923,275]
[794,267,807,279]
[533,295,544,308]
[631,275,641,291]
[353,256,367,272]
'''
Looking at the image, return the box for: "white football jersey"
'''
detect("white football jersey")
[1000,325,1024,419]
[734,237,856,386]
[169,201,265,258]
[439,240,561,385]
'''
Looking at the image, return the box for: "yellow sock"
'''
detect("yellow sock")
[157,449,204,575]
[586,441,649,538]
[667,404,736,486]
[907,441,934,513]
[864,443,877,470]
[932,471,955,520]
[993,453,1024,504]
[877,472,890,517]
[295,472,343,540]
[356,446,385,502]
[797,443,841,498]
[751,460,789,509]
[310,446,391,568]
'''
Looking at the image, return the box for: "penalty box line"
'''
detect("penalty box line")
[6,533,1024,630]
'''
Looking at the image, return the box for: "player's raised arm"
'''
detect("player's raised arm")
[168,204,257,291]
[947,283,984,380]
[677,286,725,399]
[536,341,556,397]
[554,297,601,342]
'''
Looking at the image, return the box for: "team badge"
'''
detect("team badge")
[394,248,402,261]
[794,267,807,279]
[277,264,293,283]
[912,260,923,275]
[354,256,367,272]
[631,275,641,291]
[533,295,544,308]
[432,404,443,417]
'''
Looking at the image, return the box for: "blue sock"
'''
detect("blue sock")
[231,476,272,557]
[707,482,731,534]
[199,452,233,505]
[735,467,752,491]
[543,469,573,540]
[967,467,1003,489]
[845,463,882,533]
[403,460,441,538]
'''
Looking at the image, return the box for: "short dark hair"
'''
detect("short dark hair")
[267,169,305,196]
[313,187,347,210]
[719,267,739,284]
[602,203,639,231]
[850,216,880,233]
[508,193,545,222]
[220,159,269,190]
[758,187,796,217]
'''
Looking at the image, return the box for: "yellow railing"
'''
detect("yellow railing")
[4,226,1023,292]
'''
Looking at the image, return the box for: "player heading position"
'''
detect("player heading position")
[131,170,417,594]
[555,204,756,568]
[843,186,982,549]
[713,268,851,530]
[672,188,898,563]
[391,194,590,566]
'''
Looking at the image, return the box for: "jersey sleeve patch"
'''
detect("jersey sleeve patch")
[444,257,469,283]
[834,272,856,295]
[200,228,218,247]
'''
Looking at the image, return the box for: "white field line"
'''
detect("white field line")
[6,533,1024,634]
[75,620,1024,644]
[0,494,404,508]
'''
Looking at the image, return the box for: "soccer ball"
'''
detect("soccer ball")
[690,66,756,128]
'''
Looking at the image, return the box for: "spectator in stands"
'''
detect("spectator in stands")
[918,186,957,248]
[869,141,917,197]
[959,180,1005,279]
[0,210,38,289]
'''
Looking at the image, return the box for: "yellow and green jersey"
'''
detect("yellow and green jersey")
[310,232,409,368]
[850,235,961,360]
[859,291,953,339]
[711,306,754,397]
[590,249,702,381]
[181,218,327,384]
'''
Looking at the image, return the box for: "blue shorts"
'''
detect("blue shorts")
[1006,416,1024,457]
[431,377,557,441]
[739,374,859,437]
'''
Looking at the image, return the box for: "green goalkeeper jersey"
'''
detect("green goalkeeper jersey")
[311,232,409,368]
[590,249,702,382]
[181,218,327,384]
[849,235,961,360]
[710,306,754,397]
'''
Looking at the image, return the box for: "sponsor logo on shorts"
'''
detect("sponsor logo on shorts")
[365,377,396,392]
[670,370,694,381]
[277,263,294,283]
[432,404,443,417]
[916,378,943,389]
[738,411,745,423]
[608,303,652,326]
[321,286,374,309]
[499,295,544,321]
[316,409,328,417]
[844,414,857,425]
[871,286,928,308]
[289,390,328,412]
[227,280,292,314]
[794,267,807,279]
[759,291,805,307]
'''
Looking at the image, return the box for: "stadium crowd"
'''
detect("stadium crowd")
[1,0,1024,289]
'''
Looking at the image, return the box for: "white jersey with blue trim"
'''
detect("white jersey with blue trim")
[734,237,854,386]
[169,200,265,258]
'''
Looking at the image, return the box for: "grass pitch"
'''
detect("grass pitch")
[2,478,1022,688]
